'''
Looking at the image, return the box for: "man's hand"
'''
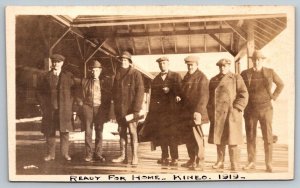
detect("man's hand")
[193,112,202,125]
[175,96,181,103]
[133,112,140,120]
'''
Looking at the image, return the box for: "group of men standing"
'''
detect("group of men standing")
[37,50,283,173]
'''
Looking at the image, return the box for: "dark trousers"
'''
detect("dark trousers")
[244,106,273,166]
[46,133,70,157]
[186,124,205,163]
[161,137,179,160]
[82,105,104,157]
[46,110,70,157]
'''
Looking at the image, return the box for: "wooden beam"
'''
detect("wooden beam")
[144,25,152,55]
[224,21,247,41]
[85,28,233,38]
[173,23,177,53]
[102,43,118,55]
[254,31,269,43]
[204,22,207,52]
[234,42,247,62]
[161,37,165,54]
[51,15,71,27]
[256,20,281,34]
[114,38,121,55]
[188,22,191,53]
[131,37,136,55]
[273,17,287,26]
[75,36,84,60]
[209,33,235,56]
[259,18,285,31]
[83,39,108,78]
[49,28,71,55]
[72,14,287,27]
[246,20,255,68]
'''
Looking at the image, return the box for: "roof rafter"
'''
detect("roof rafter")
[209,33,235,56]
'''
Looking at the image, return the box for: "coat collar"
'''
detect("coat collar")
[184,69,201,80]
[246,67,269,86]
[115,66,135,80]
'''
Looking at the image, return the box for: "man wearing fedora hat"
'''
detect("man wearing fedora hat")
[37,54,76,161]
[180,55,209,170]
[112,51,144,165]
[77,60,113,162]
[207,59,248,171]
[241,50,284,173]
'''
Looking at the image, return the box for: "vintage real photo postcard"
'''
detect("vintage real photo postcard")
[6,6,295,182]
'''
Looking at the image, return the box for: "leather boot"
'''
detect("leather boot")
[229,145,239,171]
[212,145,225,169]
[45,137,56,161]
[131,142,139,165]
[112,138,128,163]
[265,142,273,172]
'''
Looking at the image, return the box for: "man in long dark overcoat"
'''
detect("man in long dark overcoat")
[37,54,76,161]
[143,56,182,166]
[180,55,209,170]
[111,51,144,165]
[241,50,284,173]
[78,60,113,162]
[207,58,248,171]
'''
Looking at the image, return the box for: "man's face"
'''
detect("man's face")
[121,58,130,68]
[253,58,264,70]
[158,60,169,72]
[218,64,230,75]
[52,60,64,70]
[187,62,198,74]
[92,67,102,79]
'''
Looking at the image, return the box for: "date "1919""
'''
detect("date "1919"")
[218,174,245,180]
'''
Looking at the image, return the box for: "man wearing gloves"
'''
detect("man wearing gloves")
[180,55,209,170]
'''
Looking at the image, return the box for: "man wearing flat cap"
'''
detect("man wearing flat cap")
[142,56,182,166]
[37,54,76,161]
[180,55,209,170]
[241,50,284,173]
[112,51,144,165]
[77,60,113,162]
[207,58,248,171]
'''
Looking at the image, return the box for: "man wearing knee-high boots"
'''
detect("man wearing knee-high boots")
[241,50,284,173]
[111,51,144,165]
[37,54,76,161]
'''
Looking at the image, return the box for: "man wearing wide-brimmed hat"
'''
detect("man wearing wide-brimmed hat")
[112,51,144,165]
[241,50,284,173]
[37,54,76,161]
[78,60,113,162]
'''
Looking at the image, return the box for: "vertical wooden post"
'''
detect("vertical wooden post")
[246,20,255,68]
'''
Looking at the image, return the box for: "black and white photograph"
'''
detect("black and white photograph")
[6,6,295,182]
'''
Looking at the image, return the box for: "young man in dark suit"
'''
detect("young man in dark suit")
[241,50,284,173]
